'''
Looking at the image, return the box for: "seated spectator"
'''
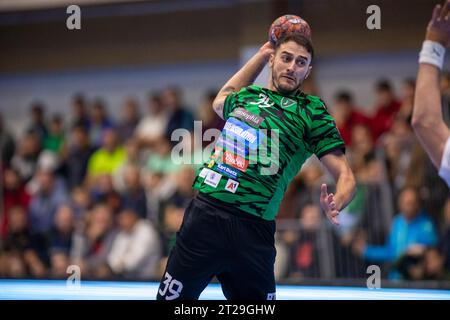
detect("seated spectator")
[87,128,126,185]
[158,165,196,265]
[11,131,41,182]
[146,137,179,175]
[163,86,194,140]
[49,249,71,279]
[284,204,324,280]
[397,246,449,281]
[43,114,65,153]
[382,118,424,195]
[349,124,382,183]
[70,93,91,130]
[2,167,31,239]
[135,92,169,151]
[89,174,122,214]
[88,99,114,149]
[62,125,95,190]
[370,79,401,142]
[70,203,118,279]
[353,186,438,279]
[48,204,75,255]
[70,186,92,221]
[107,208,161,279]
[120,165,148,219]
[422,247,449,280]
[26,102,48,143]
[28,168,69,236]
[0,112,16,167]
[46,205,75,279]
[331,90,370,146]
[117,97,140,143]
[142,167,177,224]
[113,137,145,192]
[2,206,47,279]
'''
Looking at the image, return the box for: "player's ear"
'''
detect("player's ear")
[305,65,312,80]
[269,52,275,68]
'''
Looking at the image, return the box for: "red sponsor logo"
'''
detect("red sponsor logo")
[222,151,248,172]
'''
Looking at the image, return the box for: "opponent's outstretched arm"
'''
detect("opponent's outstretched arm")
[412,0,450,168]
[212,42,274,119]
[319,150,356,226]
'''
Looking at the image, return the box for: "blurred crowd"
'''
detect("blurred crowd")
[1,78,450,285]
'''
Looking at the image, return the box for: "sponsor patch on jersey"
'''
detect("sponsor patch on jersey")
[222,150,249,172]
[230,107,264,128]
[199,168,209,178]
[215,162,239,179]
[204,170,222,188]
[216,135,247,157]
[224,179,239,193]
[223,118,260,150]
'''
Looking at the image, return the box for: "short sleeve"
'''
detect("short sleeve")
[222,91,239,121]
[308,101,346,158]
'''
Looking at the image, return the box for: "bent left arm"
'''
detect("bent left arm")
[319,150,356,225]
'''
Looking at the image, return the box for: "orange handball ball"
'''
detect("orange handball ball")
[268,14,312,46]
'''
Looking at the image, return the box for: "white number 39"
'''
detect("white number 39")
[158,272,184,300]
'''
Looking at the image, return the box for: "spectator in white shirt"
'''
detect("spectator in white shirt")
[107,208,162,279]
[135,93,169,151]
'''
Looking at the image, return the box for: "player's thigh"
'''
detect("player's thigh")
[156,245,218,300]
[157,200,225,300]
[217,253,276,300]
[218,221,277,300]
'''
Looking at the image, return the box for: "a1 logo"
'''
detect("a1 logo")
[225,179,239,193]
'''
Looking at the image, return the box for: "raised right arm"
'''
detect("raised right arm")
[213,42,275,119]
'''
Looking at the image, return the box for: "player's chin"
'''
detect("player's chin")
[278,82,299,94]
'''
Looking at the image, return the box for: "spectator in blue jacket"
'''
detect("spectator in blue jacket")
[28,168,69,236]
[353,186,438,279]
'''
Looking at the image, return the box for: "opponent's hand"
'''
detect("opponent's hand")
[426,0,450,47]
[319,183,340,226]
[258,41,275,61]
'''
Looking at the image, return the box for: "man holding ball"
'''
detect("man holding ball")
[157,17,356,300]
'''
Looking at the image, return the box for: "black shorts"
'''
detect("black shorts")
[156,193,276,300]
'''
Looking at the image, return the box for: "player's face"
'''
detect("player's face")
[269,41,312,94]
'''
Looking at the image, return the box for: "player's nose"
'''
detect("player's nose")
[286,61,297,73]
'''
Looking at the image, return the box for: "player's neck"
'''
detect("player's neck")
[267,80,301,96]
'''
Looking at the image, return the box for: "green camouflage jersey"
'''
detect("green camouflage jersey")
[192,85,345,221]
